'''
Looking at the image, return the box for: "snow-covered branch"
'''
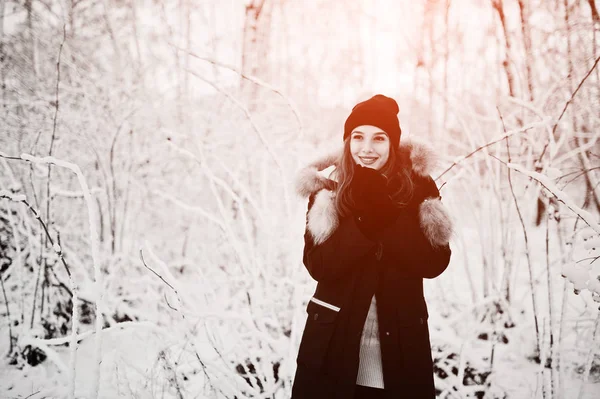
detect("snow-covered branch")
[503,161,600,234]
[9,153,103,398]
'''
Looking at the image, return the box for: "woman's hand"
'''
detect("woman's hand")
[351,164,389,210]
[350,164,399,238]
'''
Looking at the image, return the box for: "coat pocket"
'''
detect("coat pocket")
[296,298,340,371]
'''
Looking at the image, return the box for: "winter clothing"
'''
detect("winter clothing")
[356,296,384,388]
[350,164,400,239]
[343,95,402,147]
[292,139,453,399]
[354,385,386,399]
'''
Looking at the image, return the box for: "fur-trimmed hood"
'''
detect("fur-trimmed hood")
[295,139,438,199]
[295,139,453,247]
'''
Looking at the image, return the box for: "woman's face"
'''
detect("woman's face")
[349,125,390,170]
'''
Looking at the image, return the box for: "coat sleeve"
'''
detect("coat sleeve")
[378,176,452,279]
[302,192,375,282]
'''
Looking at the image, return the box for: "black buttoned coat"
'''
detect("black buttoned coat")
[291,140,453,399]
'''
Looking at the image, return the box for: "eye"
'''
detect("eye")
[352,135,363,140]
[375,136,386,141]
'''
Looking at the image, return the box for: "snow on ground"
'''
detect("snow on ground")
[1,178,599,398]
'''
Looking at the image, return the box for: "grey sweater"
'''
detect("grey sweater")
[356,295,384,388]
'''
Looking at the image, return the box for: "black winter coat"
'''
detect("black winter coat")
[291,139,453,399]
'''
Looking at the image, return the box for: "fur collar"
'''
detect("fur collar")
[294,139,453,247]
[295,138,438,199]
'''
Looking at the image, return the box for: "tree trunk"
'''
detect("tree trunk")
[24,0,37,89]
[130,0,143,82]
[68,0,75,37]
[158,1,182,123]
[426,0,435,137]
[183,0,191,102]
[411,2,427,136]
[517,0,534,101]
[102,0,122,72]
[0,0,6,115]
[587,0,600,24]
[208,1,220,81]
[443,0,451,127]
[564,0,600,212]
[241,0,271,110]
[492,0,517,97]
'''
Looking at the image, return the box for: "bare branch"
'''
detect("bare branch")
[538,55,600,161]
[139,249,176,293]
[436,120,550,180]
[490,157,600,234]
[169,44,303,139]
[497,108,541,363]
[0,272,13,355]
[0,190,72,279]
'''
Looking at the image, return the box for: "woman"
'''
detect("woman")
[291,95,453,399]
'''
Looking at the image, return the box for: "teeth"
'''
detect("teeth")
[360,157,377,165]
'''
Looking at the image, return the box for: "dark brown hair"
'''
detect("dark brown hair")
[332,137,414,217]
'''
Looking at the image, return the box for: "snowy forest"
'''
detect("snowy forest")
[1,0,600,398]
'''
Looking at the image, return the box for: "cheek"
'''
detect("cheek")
[377,146,390,165]
[376,143,390,157]
[349,144,358,162]
[350,143,362,159]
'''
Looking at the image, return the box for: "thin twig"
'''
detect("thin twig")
[498,107,513,302]
[48,23,67,235]
[23,390,41,399]
[558,166,600,181]
[108,113,141,254]
[556,221,571,399]
[0,191,72,278]
[42,24,67,338]
[167,139,256,277]
[0,272,13,354]
[68,269,79,399]
[7,153,103,399]
[551,55,600,138]
[538,55,600,162]
[168,44,303,139]
[489,156,600,235]
[497,109,542,366]
[163,293,178,311]
[0,189,81,398]
[182,67,292,218]
[28,320,162,347]
[436,120,550,180]
[577,312,600,399]
[139,249,176,292]
[4,190,26,325]
[561,167,600,188]
[31,236,44,328]
[545,213,556,399]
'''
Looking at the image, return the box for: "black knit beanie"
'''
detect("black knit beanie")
[343,94,401,147]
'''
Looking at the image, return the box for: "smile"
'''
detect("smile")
[359,156,379,165]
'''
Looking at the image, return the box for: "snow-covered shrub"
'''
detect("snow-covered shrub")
[562,227,600,304]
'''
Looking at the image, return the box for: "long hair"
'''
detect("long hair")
[332,137,414,217]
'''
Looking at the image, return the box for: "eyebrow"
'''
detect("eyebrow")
[352,131,387,136]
